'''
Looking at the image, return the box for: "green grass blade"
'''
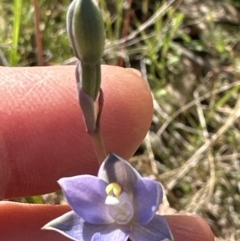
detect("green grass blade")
[25,195,46,204]
[10,0,22,66]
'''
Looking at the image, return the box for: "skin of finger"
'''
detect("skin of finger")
[0,202,214,241]
[0,65,153,199]
[166,215,215,241]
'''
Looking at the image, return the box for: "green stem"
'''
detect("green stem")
[90,128,107,165]
[10,0,22,66]
[90,88,107,164]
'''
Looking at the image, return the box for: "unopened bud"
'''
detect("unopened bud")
[67,0,105,64]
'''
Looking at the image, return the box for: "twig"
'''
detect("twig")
[33,0,45,66]
[118,0,133,67]
[144,132,158,175]
[0,48,9,66]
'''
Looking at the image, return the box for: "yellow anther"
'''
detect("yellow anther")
[106,182,122,197]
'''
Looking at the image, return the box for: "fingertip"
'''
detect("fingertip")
[0,202,215,241]
[165,215,215,241]
[0,65,153,198]
[125,68,143,77]
[101,65,153,158]
[0,202,70,241]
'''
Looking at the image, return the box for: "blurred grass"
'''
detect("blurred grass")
[1,0,240,240]
[10,0,22,66]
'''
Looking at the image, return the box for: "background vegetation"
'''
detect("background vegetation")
[1,0,240,240]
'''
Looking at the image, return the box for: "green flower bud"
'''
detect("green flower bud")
[67,0,105,64]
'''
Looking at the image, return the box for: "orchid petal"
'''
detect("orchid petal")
[92,224,131,241]
[58,175,114,224]
[98,153,141,193]
[130,215,174,241]
[42,211,112,241]
[133,178,163,225]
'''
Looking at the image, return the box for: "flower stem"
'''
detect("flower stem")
[90,88,107,164]
[90,128,106,164]
[77,77,107,164]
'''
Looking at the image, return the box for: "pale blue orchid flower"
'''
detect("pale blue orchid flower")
[43,153,174,241]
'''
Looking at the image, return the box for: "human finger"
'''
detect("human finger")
[0,65,153,199]
[0,202,214,241]
[166,214,214,241]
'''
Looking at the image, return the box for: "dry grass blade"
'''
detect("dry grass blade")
[165,96,240,190]
[33,0,44,66]
[105,0,178,51]
[185,90,215,212]
[157,81,240,137]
